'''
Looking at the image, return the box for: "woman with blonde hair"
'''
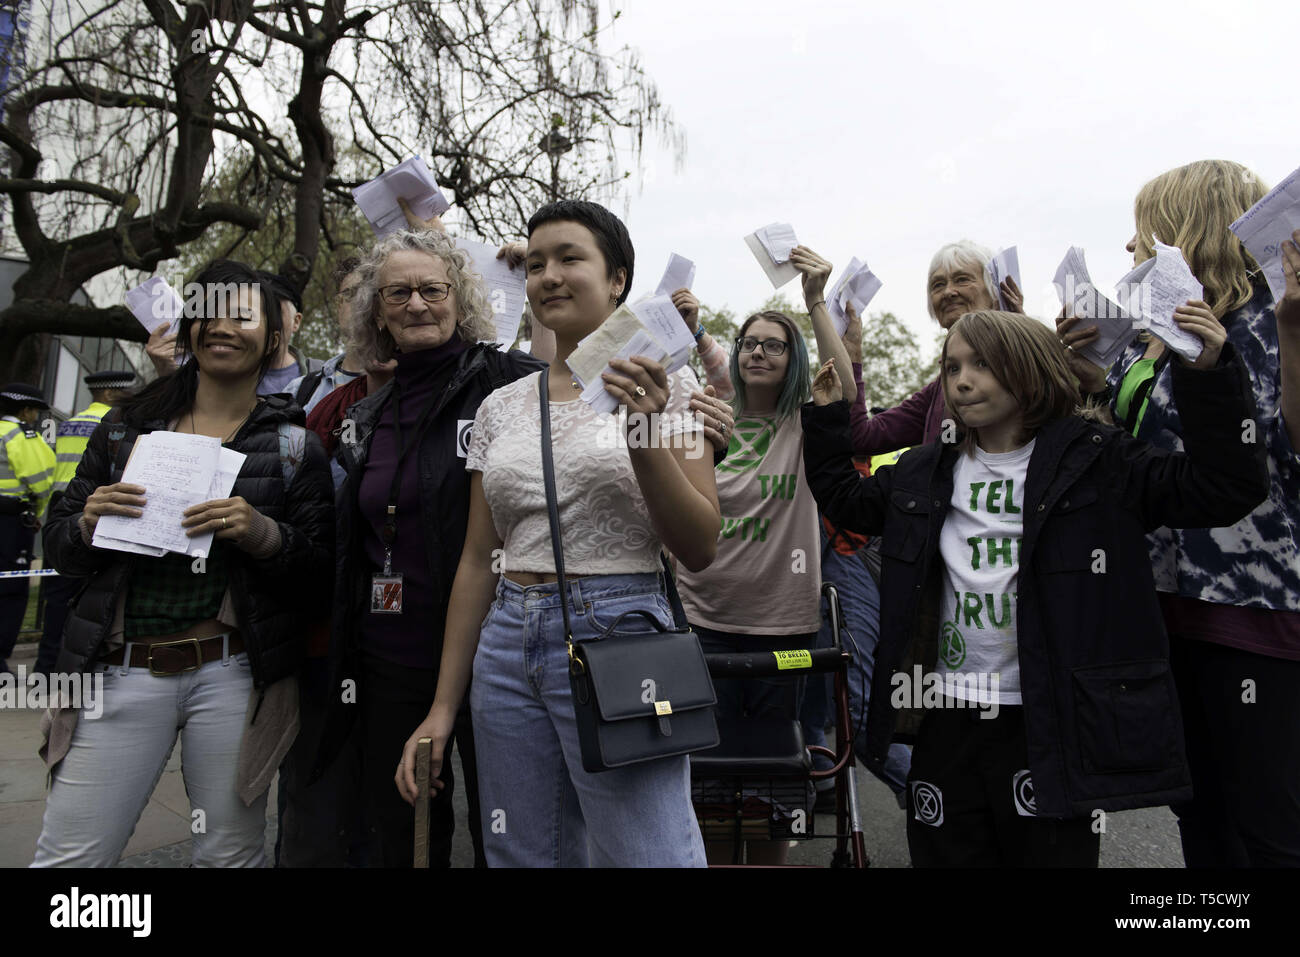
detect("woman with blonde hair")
[1059,159,1300,866]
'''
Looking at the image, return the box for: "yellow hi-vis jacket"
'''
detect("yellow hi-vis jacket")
[0,416,56,519]
[53,401,112,496]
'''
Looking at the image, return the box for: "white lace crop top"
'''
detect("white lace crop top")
[466,367,704,574]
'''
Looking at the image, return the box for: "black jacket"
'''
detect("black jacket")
[43,395,334,688]
[316,343,544,775]
[801,347,1268,818]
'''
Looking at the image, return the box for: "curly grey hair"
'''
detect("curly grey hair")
[347,229,496,363]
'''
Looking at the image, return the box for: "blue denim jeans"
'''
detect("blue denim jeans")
[810,526,912,796]
[32,642,266,867]
[470,572,706,868]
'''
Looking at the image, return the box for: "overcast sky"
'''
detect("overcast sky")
[607,0,1297,345]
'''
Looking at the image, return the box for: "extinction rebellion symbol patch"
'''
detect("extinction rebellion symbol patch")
[911,780,943,827]
[1012,769,1037,817]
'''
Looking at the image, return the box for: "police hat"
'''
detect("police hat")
[84,370,136,390]
[0,383,50,409]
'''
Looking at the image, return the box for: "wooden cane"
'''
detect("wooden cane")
[413,737,432,868]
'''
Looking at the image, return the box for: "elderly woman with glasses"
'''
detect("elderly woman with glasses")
[672,246,857,864]
[315,228,547,868]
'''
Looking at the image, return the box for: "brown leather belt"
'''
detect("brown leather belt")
[99,631,244,676]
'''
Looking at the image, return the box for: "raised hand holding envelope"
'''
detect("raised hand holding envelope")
[125,277,184,338]
[826,256,883,336]
[353,156,451,238]
[1230,164,1300,303]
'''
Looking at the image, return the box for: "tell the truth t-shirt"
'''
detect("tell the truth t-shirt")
[936,440,1034,705]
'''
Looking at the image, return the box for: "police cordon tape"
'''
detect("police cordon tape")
[0,568,60,578]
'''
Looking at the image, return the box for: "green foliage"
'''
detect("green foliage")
[858,316,942,411]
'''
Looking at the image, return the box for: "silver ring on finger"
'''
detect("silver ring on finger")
[634,386,647,397]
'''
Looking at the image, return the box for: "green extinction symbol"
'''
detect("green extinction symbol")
[716,418,778,475]
[940,622,966,669]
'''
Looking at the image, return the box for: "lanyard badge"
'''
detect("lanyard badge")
[372,505,403,614]
[368,379,451,616]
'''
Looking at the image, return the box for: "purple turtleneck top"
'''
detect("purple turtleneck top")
[358,338,469,668]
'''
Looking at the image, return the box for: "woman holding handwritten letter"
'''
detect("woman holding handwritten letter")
[34,259,334,867]
[802,307,1266,866]
[396,200,720,867]
[1059,159,1300,866]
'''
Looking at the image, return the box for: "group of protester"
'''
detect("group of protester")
[4,157,1296,868]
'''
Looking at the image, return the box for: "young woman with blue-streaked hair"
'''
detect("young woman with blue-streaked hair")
[674,245,857,864]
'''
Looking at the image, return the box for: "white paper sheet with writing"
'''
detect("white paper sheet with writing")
[629,294,694,372]
[654,254,697,296]
[352,156,451,238]
[94,432,223,556]
[455,237,527,346]
[1230,164,1300,304]
[985,246,1021,311]
[1052,247,1134,370]
[578,330,671,416]
[744,231,799,289]
[125,277,184,338]
[188,447,247,558]
[825,257,883,336]
[1114,238,1204,361]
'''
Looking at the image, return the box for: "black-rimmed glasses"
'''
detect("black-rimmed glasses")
[379,282,452,305]
[736,336,789,357]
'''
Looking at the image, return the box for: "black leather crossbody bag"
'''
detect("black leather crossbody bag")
[538,369,718,773]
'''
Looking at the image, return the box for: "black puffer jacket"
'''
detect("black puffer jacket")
[801,347,1268,818]
[43,395,334,688]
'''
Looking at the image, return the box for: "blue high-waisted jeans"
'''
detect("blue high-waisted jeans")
[470,572,706,868]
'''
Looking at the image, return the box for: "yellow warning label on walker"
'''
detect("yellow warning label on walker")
[773,649,812,670]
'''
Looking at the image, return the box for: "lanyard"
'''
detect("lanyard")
[380,379,452,574]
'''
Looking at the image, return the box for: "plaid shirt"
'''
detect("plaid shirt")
[124,544,229,639]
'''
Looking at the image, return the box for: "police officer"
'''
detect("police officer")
[0,384,56,677]
[35,370,136,676]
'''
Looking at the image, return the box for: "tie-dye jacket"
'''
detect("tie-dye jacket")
[1107,280,1300,613]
